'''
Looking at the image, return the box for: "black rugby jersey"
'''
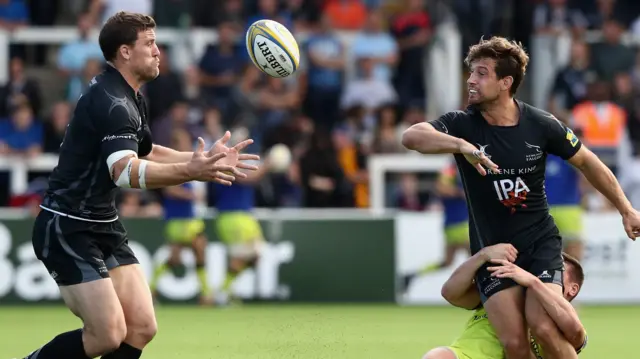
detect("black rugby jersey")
[41,65,153,221]
[429,100,582,253]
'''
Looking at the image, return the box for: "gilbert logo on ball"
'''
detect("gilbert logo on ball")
[246,19,300,78]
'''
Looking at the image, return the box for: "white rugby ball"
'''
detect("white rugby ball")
[246,19,300,78]
[267,144,292,173]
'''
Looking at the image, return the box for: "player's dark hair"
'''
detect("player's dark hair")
[99,11,156,62]
[562,252,585,293]
[465,36,529,96]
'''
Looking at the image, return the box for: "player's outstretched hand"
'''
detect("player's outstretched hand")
[188,137,236,186]
[621,209,640,241]
[207,131,261,175]
[487,259,537,287]
[459,141,499,176]
[480,243,518,263]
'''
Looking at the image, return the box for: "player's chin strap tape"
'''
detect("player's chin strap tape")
[106,150,148,189]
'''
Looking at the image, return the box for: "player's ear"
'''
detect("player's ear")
[120,45,131,61]
[567,282,580,300]
[501,76,513,92]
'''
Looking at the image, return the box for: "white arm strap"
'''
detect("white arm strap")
[106,150,148,189]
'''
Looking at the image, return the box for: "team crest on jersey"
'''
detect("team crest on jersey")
[525,142,543,161]
[566,128,579,147]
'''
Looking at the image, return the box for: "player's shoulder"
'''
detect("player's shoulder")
[519,100,562,127]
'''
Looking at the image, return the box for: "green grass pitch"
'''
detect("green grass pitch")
[2,304,634,358]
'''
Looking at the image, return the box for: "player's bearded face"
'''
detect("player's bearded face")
[467,59,501,106]
[131,29,161,82]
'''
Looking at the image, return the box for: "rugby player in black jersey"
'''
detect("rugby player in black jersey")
[21,12,259,359]
[402,36,640,359]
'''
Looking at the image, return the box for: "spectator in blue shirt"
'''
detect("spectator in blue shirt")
[0,0,28,29]
[57,14,104,103]
[351,10,398,83]
[0,103,42,157]
[246,0,292,30]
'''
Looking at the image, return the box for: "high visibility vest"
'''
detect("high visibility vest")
[571,101,625,147]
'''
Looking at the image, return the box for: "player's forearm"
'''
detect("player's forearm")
[137,160,192,189]
[441,252,485,309]
[529,280,586,347]
[144,144,192,164]
[402,123,464,154]
[577,153,633,215]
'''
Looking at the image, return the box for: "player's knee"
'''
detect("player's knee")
[127,314,158,346]
[422,347,456,359]
[85,316,127,353]
[501,336,530,358]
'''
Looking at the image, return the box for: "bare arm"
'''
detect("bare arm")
[568,146,634,216]
[143,144,192,164]
[111,155,193,189]
[440,252,485,309]
[529,280,586,349]
[401,123,464,154]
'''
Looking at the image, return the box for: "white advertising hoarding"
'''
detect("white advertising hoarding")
[396,212,640,305]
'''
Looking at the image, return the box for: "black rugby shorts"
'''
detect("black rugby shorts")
[475,231,564,303]
[32,209,139,286]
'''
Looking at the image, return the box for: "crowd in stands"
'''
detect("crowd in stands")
[1,0,640,215]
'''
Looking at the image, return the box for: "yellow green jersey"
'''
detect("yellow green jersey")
[449,308,587,359]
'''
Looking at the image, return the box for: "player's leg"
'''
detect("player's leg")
[550,206,584,260]
[150,220,186,296]
[25,211,127,358]
[102,241,157,359]
[189,220,212,304]
[477,268,530,359]
[525,236,577,359]
[422,347,460,359]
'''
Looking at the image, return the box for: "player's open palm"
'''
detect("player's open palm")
[622,209,640,241]
[480,243,518,263]
[207,131,260,177]
[459,141,499,176]
[188,137,237,186]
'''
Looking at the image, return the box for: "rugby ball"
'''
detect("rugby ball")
[246,19,300,78]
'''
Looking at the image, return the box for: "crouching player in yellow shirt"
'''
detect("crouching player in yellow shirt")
[423,244,587,359]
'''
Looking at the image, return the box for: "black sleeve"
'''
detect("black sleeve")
[545,114,582,160]
[96,99,139,160]
[138,122,153,157]
[428,111,464,137]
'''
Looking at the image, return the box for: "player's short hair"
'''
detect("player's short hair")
[562,252,585,295]
[464,36,529,96]
[99,11,156,62]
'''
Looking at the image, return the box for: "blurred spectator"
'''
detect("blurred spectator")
[302,13,345,129]
[299,129,351,207]
[351,9,398,83]
[254,76,301,147]
[323,0,367,30]
[572,79,625,171]
[372,104,403,153]
[200,106,224,146]
[0,103,42,157]
[394,173,427,211]
[117,189,163,217]
[0,57,42,118]
[57,13,103,103]
[334,106,370,208]
[66,58,103,104]
[390,0,431,106]
[589,19,634,82]
[151,100,198,147]
[153,0,190,27]
[246,0,292,30]
[43,101,71,153]
[341,57,398,119]
[0,0,29,30]
[583,0,628,30]
[89,0,153,25]
[198,21,246,113]
[612,72,640,155]
[145,46,184,122]
[532,0,587,35]
[548,41,592,123]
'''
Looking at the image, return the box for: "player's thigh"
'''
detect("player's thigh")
[444,222,469,246]
[109,262,158,345]
[480,281,527,346]
[423,347,461,359]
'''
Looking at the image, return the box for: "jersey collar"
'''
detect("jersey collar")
[105,63,138,100]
